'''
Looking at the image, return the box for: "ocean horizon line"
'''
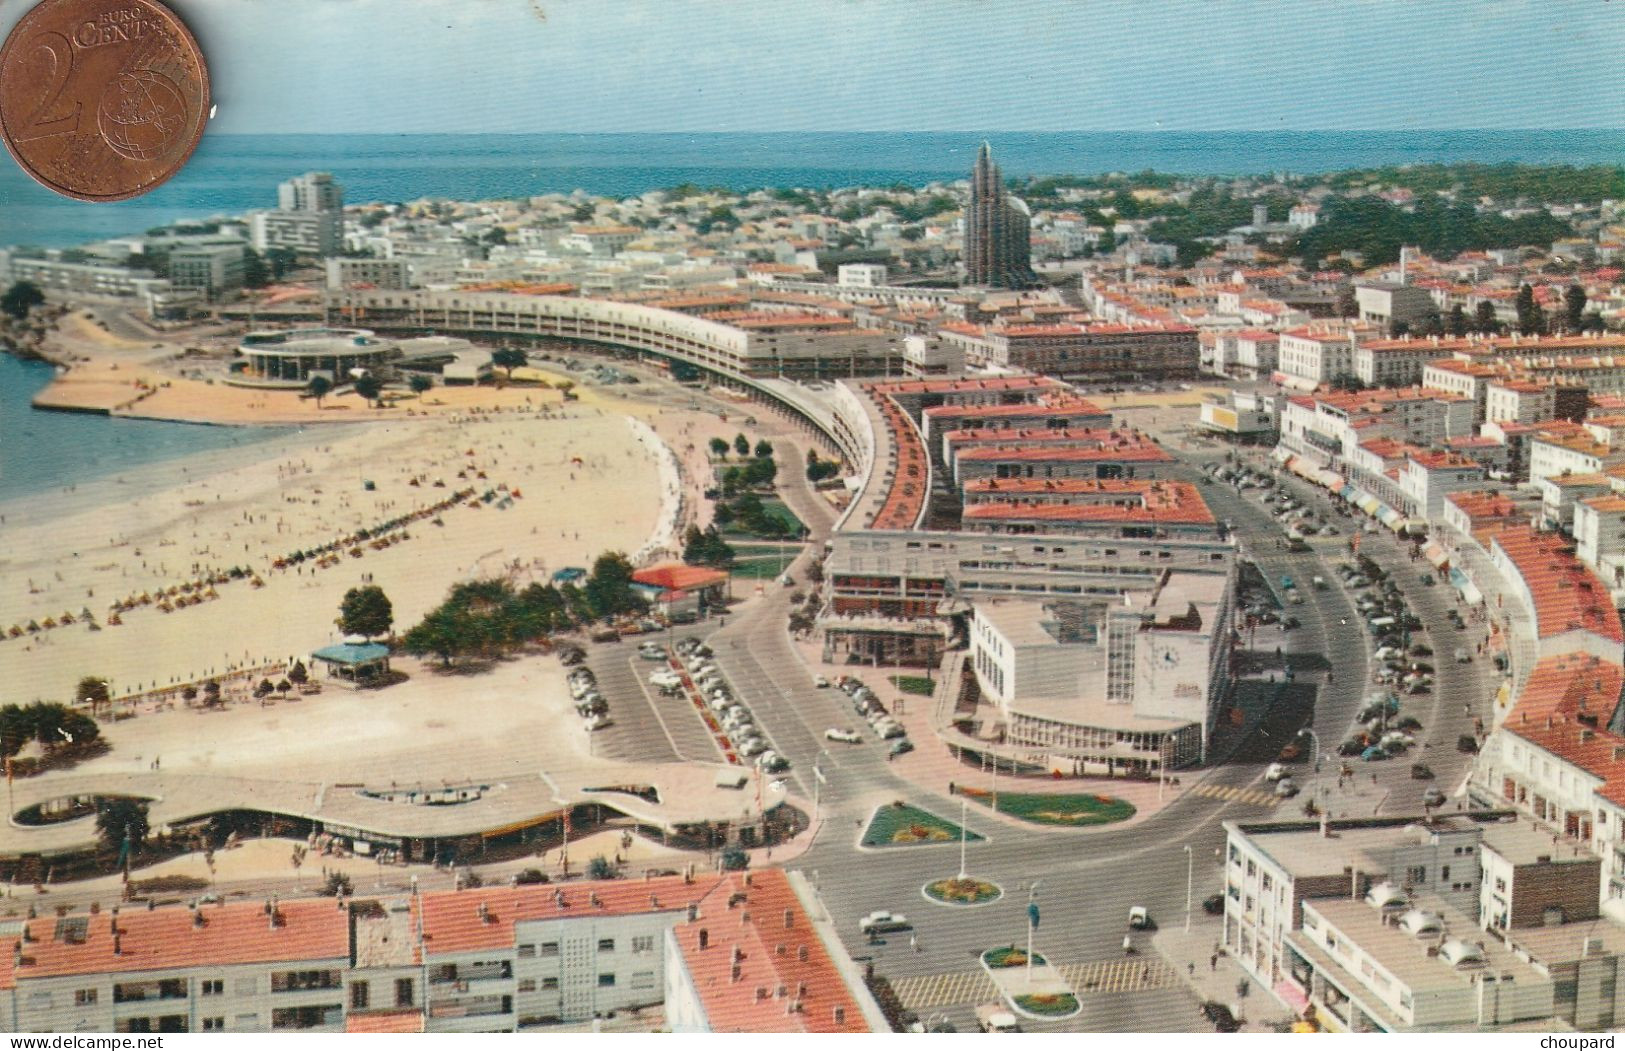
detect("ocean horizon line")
[202,128,1625,138]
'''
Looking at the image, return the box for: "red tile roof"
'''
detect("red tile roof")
[954,441,1174,464]
[633,563,730,593]
[1504,654,1625,805]
[963,484,1215,527]
[14,898,350,979]
[418,876,722,955]
[1492,527,1623,644]
[669,870,869,1033]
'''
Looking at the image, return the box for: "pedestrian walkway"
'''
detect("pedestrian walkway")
[1188,783,1280,808]
[1151,917,1293,1031]
[890,958,1176,1010]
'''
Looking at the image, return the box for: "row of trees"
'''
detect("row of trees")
[1293,195,1572,270]
[682,523,736,568]
[708,433,773,460]
[400,553,643,667]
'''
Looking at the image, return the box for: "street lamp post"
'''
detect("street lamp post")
[1026,880,1043,980]
[1184,844,1194,933]
[958,796,969,881]
[1299,727,1321,773]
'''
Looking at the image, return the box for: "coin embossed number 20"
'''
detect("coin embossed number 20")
[15,31,82,143]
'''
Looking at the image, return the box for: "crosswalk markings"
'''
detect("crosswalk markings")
[1189,783,1280,807]
[890,959,1176,1009]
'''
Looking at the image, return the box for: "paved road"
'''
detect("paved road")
[586,644,723,765]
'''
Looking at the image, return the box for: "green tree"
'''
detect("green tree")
[491,348,527,377]
[401,604,475,667]
[338,585,394,639]
[1565,284,1587,333]
[1335,285,1357,319]
[586,855,616,880]
[353,373,384,407]
[733,433,751,457]
[288,660,308,686]
[709,436,730,458]
[743,456,777,488]
[720,847,748,871]
[682,524,735,569]
[321,871,354,897]
[96,797,149,855]
[409,373,433,395]
[75,675,111,717]
[585,552,642,621]
[1474,300,1499,334]
[1515,283,1541,335]
[242,247,269,289]
[1,280,45,320]
[266,247,297,280]
[306,373,332,408]
[753,439,774,459]
[1447,304,1468,338]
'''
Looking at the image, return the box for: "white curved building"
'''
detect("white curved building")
[232,327,402,388]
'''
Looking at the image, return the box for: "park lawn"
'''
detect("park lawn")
[728,545,801,580]
[862,802,983,848]
[719,497,805,541]
[959,787,1135,827]
[889,674,936,697]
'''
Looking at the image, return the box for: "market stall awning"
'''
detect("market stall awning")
[1448,567,1483,605]
[1423,542,1450,568]
[1339,484,1357,500]
[1376,505,1402,527]
[1315,468,1344,490]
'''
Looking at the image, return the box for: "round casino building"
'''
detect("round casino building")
[228,327,402,388]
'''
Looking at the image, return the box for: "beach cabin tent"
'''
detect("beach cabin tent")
[312,642,391,688]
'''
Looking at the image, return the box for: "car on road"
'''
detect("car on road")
[875,720,907,740]
[1265,762,1288,782]
[813,675,830,688]
[1200,1001,1241,1033]
[858,911,910,934]
[1202,894,1225,916]
[737,737,768,758]
[1128,905,1153,930]
[1274,778,1299,798]
[1411,763,1435,780]
[1422,787,1447,808]
[649,670,682,690]
[825,727,862,744]
[888,738,915,759]
[759,751,789,773]
[1457,735,1480,754]
[584,714,612,732]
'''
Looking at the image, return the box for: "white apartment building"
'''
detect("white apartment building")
[325,258,414,291]
[250,210,342,257]
[1277,327,1356,385]
[1222,816,1494,1008]
[1527,432,1625,486]
[837,263,888,287]
[1398,451,1486,520]
[1485,381,1556,425]
[168,243,245,298]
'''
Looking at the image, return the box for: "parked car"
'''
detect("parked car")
[858,911,910,934]
[825,727,862,744]
[1422,787,1447,808]
[1410,763,1435,780]
[876,721,907,740]
[1274,778,1299,798]
[1201,1001,1241,1033]
[1128,905,1153,930]
[888,739,915,759]
[649,670,682,690]
[637,642,665,660]
[1457,735,1480,754]
[1265,762,1288,782]
[813,675,830,688]
[1202,894,1225,916]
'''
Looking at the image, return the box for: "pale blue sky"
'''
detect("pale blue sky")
[9,0,1622,133]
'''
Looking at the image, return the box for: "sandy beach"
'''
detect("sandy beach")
[1,403,667,703]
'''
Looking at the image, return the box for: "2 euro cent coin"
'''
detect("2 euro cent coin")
[0,0,209,201]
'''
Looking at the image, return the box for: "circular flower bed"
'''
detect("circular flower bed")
[923,877,1003,906]
[983,946,1046,969]
[1014,992,1081,1018]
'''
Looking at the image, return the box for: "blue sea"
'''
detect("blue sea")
[2,129,1624,249]
[0,355,292,506]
